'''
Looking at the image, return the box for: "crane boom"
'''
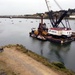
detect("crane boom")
[45,0,70,28]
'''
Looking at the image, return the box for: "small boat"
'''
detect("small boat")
[31,21,33,23]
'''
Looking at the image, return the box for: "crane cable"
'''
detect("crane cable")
[45,0,62,10]
[45,0,55,27]
[45,0,50,11]
[53,0,62,10]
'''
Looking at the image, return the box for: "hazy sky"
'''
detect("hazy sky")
[0,0,75,15]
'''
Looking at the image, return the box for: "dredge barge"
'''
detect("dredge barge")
[29,23,75,44]
[29,0,75,44]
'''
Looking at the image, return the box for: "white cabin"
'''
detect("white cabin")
[48,28,72,37]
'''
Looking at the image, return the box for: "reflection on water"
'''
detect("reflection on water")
[39,41,45,56]
[48,42,71,64]
[41,49,43,56]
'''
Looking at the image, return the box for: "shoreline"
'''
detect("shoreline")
[0,16,75,20]
[0,44,75,75]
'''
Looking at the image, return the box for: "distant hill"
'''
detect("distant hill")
[0,9,75,19]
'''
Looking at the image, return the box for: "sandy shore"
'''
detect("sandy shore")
[0,47,59,75]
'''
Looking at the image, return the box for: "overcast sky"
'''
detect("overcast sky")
[0,0,75,15]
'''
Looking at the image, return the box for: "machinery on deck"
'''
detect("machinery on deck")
[30,14,48,40]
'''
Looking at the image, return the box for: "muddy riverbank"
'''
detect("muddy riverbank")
[0,44,75,75]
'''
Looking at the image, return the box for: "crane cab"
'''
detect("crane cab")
[48,27,72,37]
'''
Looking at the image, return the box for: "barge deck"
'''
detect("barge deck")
[29,32,75,44]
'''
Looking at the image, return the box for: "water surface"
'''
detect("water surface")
[0,18,75,71]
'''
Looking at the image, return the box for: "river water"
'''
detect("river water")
[0,18,75,71]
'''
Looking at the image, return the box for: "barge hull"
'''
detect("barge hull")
[29,32,75,44]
